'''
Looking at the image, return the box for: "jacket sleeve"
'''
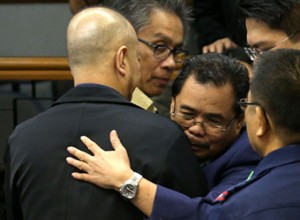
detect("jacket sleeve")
[149,185,212,220]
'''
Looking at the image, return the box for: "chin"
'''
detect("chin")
[147,89,164,97]
[193,150,211,163]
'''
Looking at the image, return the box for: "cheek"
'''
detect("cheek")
[207,135,225,148]
[246,125,256,143]
[140,62,160,82]
[141,67,152,79]
[140,51,160,74]
[207,140,230,159]
[214,131,238,152]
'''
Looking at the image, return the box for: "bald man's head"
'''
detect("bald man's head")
[67,7,137,69]
[66,7,141,99]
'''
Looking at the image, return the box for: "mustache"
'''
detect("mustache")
[185,133,209,148]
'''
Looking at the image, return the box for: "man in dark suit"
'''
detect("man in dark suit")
[4,7,206,220]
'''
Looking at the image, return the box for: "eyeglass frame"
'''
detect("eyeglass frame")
[171,110,239,136]
[138,38,189,63]
[237,98,262,112]
[244,30,300,61]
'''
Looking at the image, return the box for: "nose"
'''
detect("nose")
[160,53,176,72]
[187,123,206,137]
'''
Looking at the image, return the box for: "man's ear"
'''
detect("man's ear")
[170,98,175,117]
[115,46,128,77]
[235,113,245,131]
[256,106,268,137]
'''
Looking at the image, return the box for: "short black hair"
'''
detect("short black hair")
[238,0,300,36]
[172,53,249,115]
[251,48,300,134]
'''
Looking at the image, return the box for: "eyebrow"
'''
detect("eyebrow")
[178,104,198,113]
[248,40,274,50]
[152,33,184,47]
[202,113,226,122]
[179,105,226,121]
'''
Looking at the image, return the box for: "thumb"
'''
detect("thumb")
[110,130,130,163]
[110,130,125,151]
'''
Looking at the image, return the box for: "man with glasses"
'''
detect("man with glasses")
[166,53,260,199]
[69,0,190,115]
[238,0,300,61]
[66,53,261,200]
[67,49,300,220]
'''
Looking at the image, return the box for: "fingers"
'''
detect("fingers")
[110,130,130,166]
[215,43,224,53]
[71,171,92,183]
[110,130,124,151]
[66,155,90,173]
[71,172,88,181]
[223,40,234,49]
[202,44,221,53]
[67,146,92,162]
[203,42,224,53]
[202,45,210,54]
[80,136,105,155]
[66,131,132,190]
[202,38,238,54]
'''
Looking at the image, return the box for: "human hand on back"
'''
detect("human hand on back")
[66,130,134,191]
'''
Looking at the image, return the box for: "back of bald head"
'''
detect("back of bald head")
[67,7,137,70]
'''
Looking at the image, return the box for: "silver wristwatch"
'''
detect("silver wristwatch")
[119,172,143,200]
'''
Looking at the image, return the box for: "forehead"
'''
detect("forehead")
[246,18,287,48]
[175,77,236,115]
[137,9,184,46]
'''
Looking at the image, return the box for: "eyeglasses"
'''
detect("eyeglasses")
[138,38,188,63]
[171,111,238,136]
[244,30,300,61]
[237,98,261,112]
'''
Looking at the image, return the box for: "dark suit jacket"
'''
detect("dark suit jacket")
[0,171,5,220]
[5,84,207,220]
[202,128,261,199]
[150,144,300,220]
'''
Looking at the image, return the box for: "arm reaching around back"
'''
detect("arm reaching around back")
[66,130,157,217]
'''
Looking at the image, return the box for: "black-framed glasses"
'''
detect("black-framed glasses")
[244,30,300,61]
[138,38,189,63]
[171,111,238,136]
[237,98,261,112]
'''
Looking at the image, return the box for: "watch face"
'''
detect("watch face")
[121,184,137,199]
[119,172,142,200]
